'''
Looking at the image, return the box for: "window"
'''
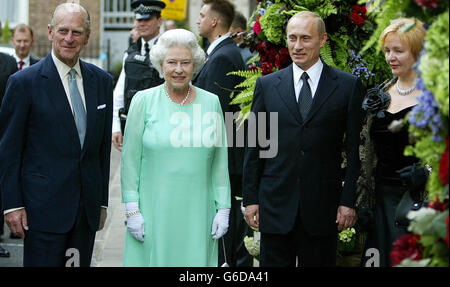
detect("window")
[103,0,134,29]
[0,0,28,28]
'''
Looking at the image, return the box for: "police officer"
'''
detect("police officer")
[112,0,166,151]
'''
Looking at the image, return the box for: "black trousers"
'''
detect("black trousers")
[260,210,337,267]
[218,175,253,267]
[23,203,96,267]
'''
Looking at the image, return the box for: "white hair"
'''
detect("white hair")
[150,29,206,77]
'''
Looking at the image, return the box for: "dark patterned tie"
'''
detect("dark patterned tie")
[18,60,24,71]
[144,42,150,56]
[298,72,313,120]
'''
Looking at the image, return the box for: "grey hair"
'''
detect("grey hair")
[150,29,206,77]
[50,3,91,31]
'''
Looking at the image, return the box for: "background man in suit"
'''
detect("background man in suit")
[229,12,255,66]
[0,52,18,258]
[0,3,113,267]
[243,11,364,267]
[194,0,251,267]
[11,24,40,71]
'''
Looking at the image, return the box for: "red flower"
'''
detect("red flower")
[390,234,423,266]
[415,0,440,9]
[439,136,449,185]
[428,197,449,212]
[275,51,292,69]
[261,62,273,75]
[253,16,262,35]
[350,5,368,26]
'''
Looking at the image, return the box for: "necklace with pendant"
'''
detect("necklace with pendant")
[165,84,191,105]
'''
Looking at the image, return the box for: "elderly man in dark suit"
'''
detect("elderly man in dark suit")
[0,52,18,258]
[0,3,113,267]
[193,0,251,267]
[243,11,364,267]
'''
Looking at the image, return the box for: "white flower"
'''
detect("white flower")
[407,207,436,221]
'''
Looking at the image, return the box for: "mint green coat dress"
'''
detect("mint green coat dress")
[121,84,231,267]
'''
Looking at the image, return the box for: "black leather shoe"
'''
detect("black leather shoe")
[9,232,21,239]
[0,246,10,257]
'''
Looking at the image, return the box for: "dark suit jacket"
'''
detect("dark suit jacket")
[0,53,18,107]
[0,54,113,233]
[243,63,364,237]
[193,37,246,178]
[30,55,40,66]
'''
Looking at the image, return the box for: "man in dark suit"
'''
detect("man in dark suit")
[193,0,251,267]
[243,11,364,267]
[0,52,18,258]
[0,3,113,267]
[11,24,40,71]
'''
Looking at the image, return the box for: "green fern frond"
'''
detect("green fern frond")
[320,41,336,67]
[231,89,254,105]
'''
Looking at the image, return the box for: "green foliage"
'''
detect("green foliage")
[1,19,12,44]
[260,3,287,45]
[421,10,450,117]
[319,41,336,67]
[227,69,262,125]
[362,0,409,52]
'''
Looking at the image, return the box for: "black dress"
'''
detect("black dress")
[368,105,419,266]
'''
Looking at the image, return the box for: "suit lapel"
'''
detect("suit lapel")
[303,64,338,124]
[41,55,80,148]
[276,65,302,125]
[80,60,97,155]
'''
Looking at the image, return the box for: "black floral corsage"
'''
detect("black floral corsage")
[362,84,391,118]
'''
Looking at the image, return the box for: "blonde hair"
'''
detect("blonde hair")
[380,17,426,60]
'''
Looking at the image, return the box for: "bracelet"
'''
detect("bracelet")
[125,210,140,218]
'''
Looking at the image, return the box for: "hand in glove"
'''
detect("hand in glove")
[126,202,145,242]
[396,165,429,202]
[211,208,230,240]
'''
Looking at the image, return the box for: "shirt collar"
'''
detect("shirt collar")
[140,36,159,55]
[207,32,231,56]
[51,51,82,80]
[293,58,323,86]
[13,54,30,66]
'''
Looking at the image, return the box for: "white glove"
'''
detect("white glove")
[126,202,145,242]
[211,208,230,240]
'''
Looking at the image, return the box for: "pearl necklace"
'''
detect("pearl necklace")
[395,81,416,96]
[164,84,191,105]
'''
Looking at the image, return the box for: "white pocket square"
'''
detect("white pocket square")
[97,104,106,110]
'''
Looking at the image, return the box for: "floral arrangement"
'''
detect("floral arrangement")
[230,0,390,121]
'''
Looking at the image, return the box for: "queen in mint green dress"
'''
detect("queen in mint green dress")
[121,84,231,267]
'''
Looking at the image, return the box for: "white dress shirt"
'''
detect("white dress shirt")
[293,59,324,102]
[112,36,160,133]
